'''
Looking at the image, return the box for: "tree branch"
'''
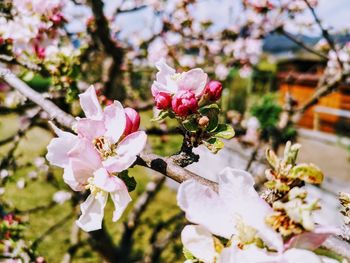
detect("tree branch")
[135,152,218,192]
[89,0,125,100]
[293,73,347,119]
[278,29,328,60]
[0,68,76,128]
[303,0,342,68]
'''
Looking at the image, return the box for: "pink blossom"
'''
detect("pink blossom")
[171,90,198,117]
[124,107,140,136]
[151,59,208,97]
[154,92,172,110]
[204,80,223,101]
[46,86,147,231]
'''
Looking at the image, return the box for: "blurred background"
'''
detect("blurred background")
[0,0,349,262]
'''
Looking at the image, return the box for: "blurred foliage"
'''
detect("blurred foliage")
[251,94,297,148]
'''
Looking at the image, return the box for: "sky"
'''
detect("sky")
[316,0,350,31]
[65,0,350,38]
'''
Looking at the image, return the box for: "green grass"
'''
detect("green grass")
[0,113,184,262]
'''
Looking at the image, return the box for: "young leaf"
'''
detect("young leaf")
[183,247,196,261]
[198,103,220,114]
[213,124,235,139]
[203,137,224,154]
[118,170,137,192]
[182,118,198,132]
[289,163,324,185]
[151,110,169,122]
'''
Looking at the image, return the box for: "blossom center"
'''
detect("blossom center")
[93,136,116,159]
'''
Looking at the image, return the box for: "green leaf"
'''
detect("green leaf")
[183,247,196,261]
[118,170,137,192]
[198,103,220,114]
[151,110,169,122]
[213,124,235,139]
[182,118,198,132]
[22,71,35,82]
[289,163,324,185]
[203,137,224,154]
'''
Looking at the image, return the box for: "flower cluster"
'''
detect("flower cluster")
[177,167,338,263]
[46,86,147,231]
[151,60,234,153]
[0,0,66,60]
[0,213,42,262]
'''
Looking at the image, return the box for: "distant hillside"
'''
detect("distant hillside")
[263,33,350,54]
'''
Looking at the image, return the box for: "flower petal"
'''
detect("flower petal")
[110,184,132,222]
[117,131,147,157]
[76,118,106,141]
[79,86,103,120]
[155,59,176,85]
[103,101,126,144]
[102,155,136,173]
[178,68,208,96]
[46,123,78,168]
[67,139,102,186]
[76,193,108,232]
[93,168,123,193]
[284,226,340,251]
[219,245,280,263]
[283,249,321,263]
[181,225,216,263]
[63,165,85,191]
[218,168,283,251]
[177,179,234,239]
[151,59,177,96]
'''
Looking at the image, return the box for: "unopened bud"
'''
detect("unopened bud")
[204,80,223,101]
[198,116,209,127]
[124,107,141,135]
[171,90,198,117]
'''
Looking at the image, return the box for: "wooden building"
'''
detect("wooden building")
[277,58,350,134]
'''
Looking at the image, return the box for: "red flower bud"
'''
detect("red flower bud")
[171,90,198,117]
[50,12,65,25]
[154,92,172,110]
[204,80,223,101]
[34,44,45,59]
[124,107,140,135]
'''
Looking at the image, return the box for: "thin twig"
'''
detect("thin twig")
[303,0,343,68]
[278,29,328,60]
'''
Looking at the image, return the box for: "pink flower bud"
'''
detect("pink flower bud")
[50,12,64,25]
[204,80,223,101]
[34,43,45,59]
[171,90,198,117]
[124,107,140,135]
[154,92,172,110]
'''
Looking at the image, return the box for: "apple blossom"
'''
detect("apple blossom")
[178,168,338,263]
[151,59,208,98]
[46,86,147,231]
[178,168,283,251]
